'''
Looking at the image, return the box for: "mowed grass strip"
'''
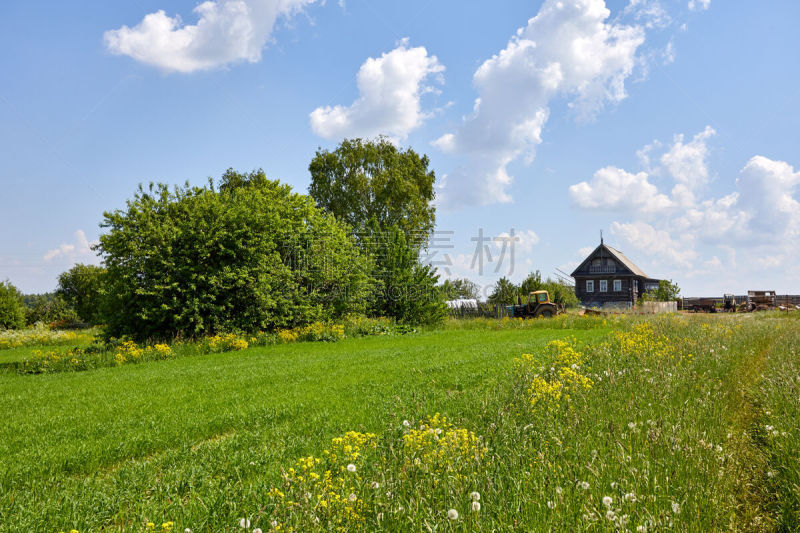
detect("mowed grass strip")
[0,326,605,531]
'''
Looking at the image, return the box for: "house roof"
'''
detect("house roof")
[570,243,649,278]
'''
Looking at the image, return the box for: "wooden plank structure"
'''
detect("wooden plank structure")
[571,237,663,310]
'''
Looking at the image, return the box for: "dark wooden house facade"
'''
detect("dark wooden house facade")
[571,240,662,309]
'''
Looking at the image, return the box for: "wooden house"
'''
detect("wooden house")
[571,239,662,309]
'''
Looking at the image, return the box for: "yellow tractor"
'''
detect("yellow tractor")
[511,290,562,318]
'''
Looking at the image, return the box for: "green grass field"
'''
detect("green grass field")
[1,314,798,532]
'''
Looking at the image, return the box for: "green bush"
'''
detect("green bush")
[0,280,26,330]
[56,264,106,324]
[24,293,80,327]
[96,171,373,341]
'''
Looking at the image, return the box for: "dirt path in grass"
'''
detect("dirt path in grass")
[724,322,789,531]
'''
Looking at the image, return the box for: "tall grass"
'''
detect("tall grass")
[0,313,798,531]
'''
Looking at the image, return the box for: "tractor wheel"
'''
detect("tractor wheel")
[538,308,554,318]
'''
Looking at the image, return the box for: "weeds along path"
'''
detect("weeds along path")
[731,317,800,530]
[717,318,787,530]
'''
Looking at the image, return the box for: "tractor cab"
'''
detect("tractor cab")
[529,290,551,306]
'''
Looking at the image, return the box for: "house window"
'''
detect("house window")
[613,280,622,292]
[600,280,608,292]
[586,280,594,293]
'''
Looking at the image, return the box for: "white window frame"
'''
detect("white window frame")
[586,280,594,293]
[613,279,622,292]
[599,280,608,293]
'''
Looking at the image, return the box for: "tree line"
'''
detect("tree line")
[1,138,583,337]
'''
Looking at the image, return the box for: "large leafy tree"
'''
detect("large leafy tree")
[309,138,444,324]
[97,171,372,340]
[56,264,106,324]
[0,280,26,329]
[308,137,436,247]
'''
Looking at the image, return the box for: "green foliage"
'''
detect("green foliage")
[515,271,579,308]
[518,271,543,295]
[309,138,443,324]
[23,293,80,327]
[96,172,373,341]
[308,137,436,248]
[439,278,479,300]
[0,280,26,330]
[641,279,681,302]
[543,280,580,308]
[374,226,446,325]
[488,277,518,305]
[55,264,106,324]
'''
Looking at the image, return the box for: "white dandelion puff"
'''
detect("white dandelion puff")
[623,492,637,502]
[448,509,459,520]
[239,518,250,528]
[347,463,356,473]
[349,493,357,502]
[672,501,681,514]
[371,481,380,489]
[579,481,590,490]
[603,496,613,507]
[402,420,410,427]
[547,500,556,509]
[606,510,616,520]
[556,486,563,495]
[470,491,481,501]
[472,501,481,512]
[253,529,262,533]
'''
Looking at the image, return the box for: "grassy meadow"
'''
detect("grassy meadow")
[0,313,799,531]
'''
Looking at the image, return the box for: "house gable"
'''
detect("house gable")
[570,244,644,278]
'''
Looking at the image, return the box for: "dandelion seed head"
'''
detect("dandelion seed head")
[347,463,356,473]
[239,518,250,528]
[603,496,613,507]
[448,509,459,520]
[606,510,616,520]
[547,500,556,509]
[402,420,410,427]
[472,501,481,512]
[470,491,480,501]
[371,481,380,489]
[349,493,357,502]
[671,501,681,514]
[579,481,590,490]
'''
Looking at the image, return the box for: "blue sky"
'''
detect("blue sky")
[1,0,799,297]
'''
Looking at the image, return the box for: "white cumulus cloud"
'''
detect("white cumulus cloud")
[660,125,716,205]
[44,230,98,262]
[576,127,800,284]
[569,166,673,213]
[104,0,316,73]
[309,40,444,141]
[610,220,696,267]
[435,0,645,207]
